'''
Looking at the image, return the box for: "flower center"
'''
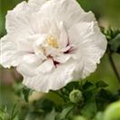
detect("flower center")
[46,36,58,48]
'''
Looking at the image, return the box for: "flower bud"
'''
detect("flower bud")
[69,89,83,103]
[103,101,120,120]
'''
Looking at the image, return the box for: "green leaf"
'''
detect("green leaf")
[18,102,28,120]
[10,104,19,120]
[96,81,108,88]
[45,109,57,120]
[25,112,43,120]
[81,99,97,119]
[56,104,74,120]
[95,89,116,111]
[82,81,93,90]
[97,89,113,101]
[109,33,120,53]
[102,28,120,40]
[22,87,32,102]
[32,98,54,113]
[64,81,80,92]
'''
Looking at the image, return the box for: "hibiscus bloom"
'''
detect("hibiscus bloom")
[0,0,107,92]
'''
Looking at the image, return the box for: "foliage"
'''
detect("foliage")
[102,28,120,54]
[0,104,19,120]
[0,80,120,120]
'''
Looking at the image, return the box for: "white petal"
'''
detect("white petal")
[58,22,68,48]
[68,22,94,45]
[68,22,107,78]
[12,1,30,13]
[6,2,34,38]
[17,54,43,77]
[40,0,86,29]
[30,15,60,38]
[45,47,60,56]
[37,59,54,73]
[28,0,47,11]
[22,61,76,92]
[5,3,37,53]
[17,63,38,77]
[54,54,71,63]
[60,46,71,52]
[0,36,25,68]
[80,11,96,22]
[17,52,51,77]
[23,54,42,65]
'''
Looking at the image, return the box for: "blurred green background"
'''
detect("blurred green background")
[0,0,120,115]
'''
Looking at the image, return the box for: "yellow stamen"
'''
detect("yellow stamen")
[46,36,58,48]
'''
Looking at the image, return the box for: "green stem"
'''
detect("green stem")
[108,52,120,84]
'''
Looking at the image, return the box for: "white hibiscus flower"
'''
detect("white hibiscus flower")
[0,0,107,92]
